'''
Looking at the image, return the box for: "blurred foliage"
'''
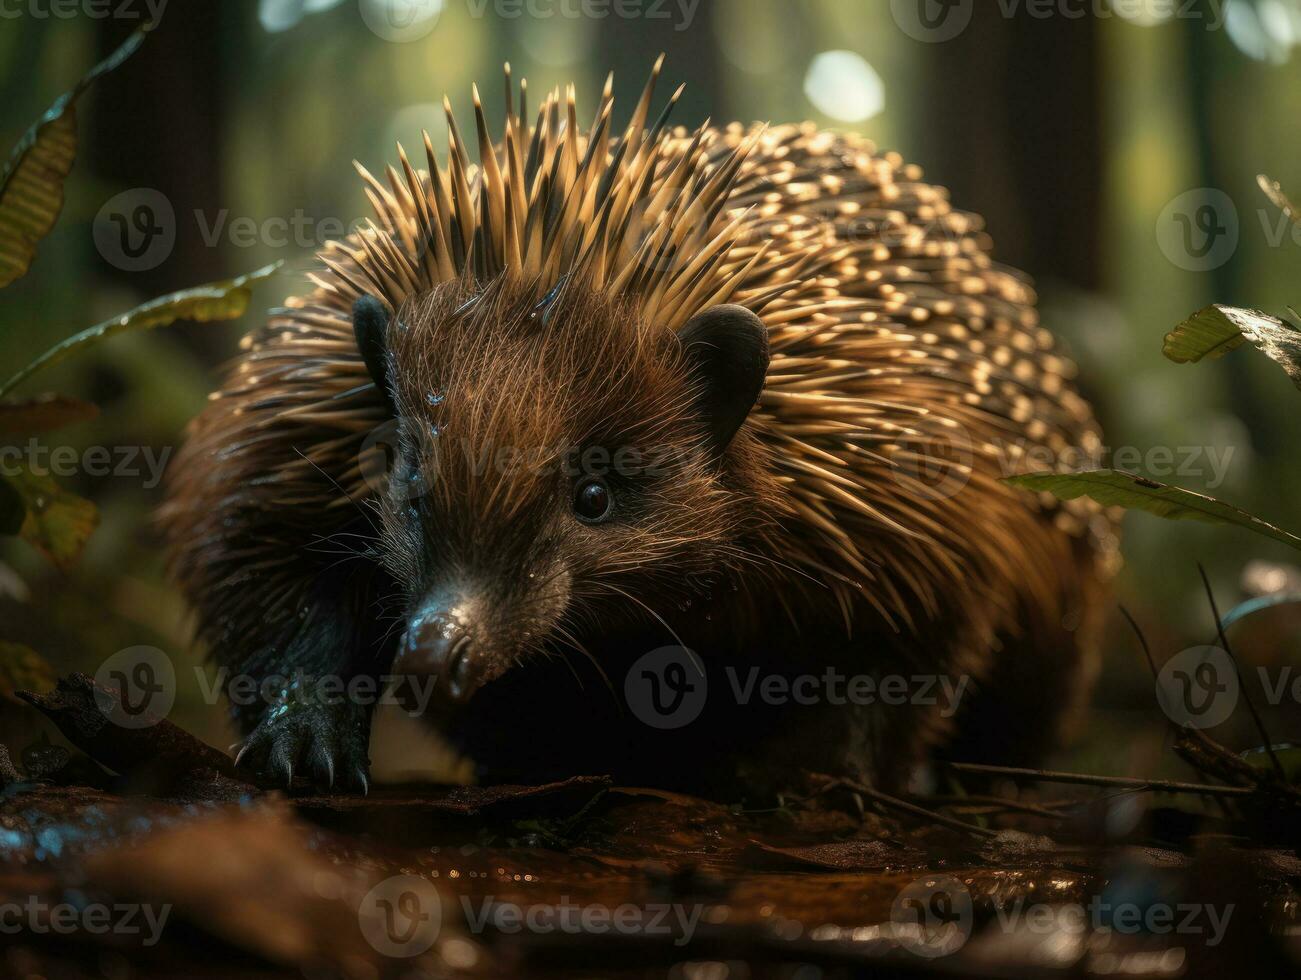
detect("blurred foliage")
[0,1,1299,778]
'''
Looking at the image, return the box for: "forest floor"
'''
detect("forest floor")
[1,674,1298,979]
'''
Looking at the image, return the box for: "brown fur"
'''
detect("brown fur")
[161,62,1117,792]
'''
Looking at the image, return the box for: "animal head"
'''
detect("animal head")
[354,280,773,706]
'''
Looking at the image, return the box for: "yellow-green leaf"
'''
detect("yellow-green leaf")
[1164,304,1301,390]
[5,465,98,570]
[1242,744,1301,782]
[1163,304,1253,363]
[1005,469,1301,553]
[0,642,56,705]
[0,394,98,435]
[0,26,149,289]
[0,261,281,398]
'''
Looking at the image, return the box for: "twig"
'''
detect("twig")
[1197,562,1284,779]
[944,762,1253,798]
[820,776,1000,839]
[1119,605,1159,680]
[912,793,1069,820]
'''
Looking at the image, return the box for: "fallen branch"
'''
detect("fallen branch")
[912,793,1070,820]
[16,673,253,798]
[815,775,1000,839]
[944,761,1253,798]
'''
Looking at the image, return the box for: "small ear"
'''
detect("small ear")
[678,304,770,458]
[353,294,396,412]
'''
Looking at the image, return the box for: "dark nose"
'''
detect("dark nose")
[400,604,479,703]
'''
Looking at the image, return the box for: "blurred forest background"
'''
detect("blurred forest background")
[2,0,1300,781]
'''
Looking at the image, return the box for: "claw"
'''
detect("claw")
[268,741,296,788]
[237,701,369,795]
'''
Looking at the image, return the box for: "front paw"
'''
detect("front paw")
[235,691,371,794]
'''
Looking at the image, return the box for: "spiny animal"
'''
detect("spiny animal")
[162,59,1117,794]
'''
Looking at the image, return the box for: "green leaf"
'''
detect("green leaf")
[1004,469,1301,553]
[0,261,281,398]
[1242,744,1301,782]
[0,394,98,435]
[5,465,98,570]
[0,642,56,706]
[1164,304,1301,390]
[1163,304,1251,363]
[0,25,149,289]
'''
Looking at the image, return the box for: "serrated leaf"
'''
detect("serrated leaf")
[5,465,98,570]
[0,261,281,398]
[1163,304,1253,363]
[1258,174,1300,231]
[0,26,149,289]
[0,394,98,435]
[1004,469,1301,553]
[0,641,56,705]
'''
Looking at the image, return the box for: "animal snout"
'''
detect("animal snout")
[398,594,499,706]
[400,610,468,700]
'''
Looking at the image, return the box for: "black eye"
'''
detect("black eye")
[573,478,614,523]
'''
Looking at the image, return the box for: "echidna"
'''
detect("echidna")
[162,59,1116,794]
